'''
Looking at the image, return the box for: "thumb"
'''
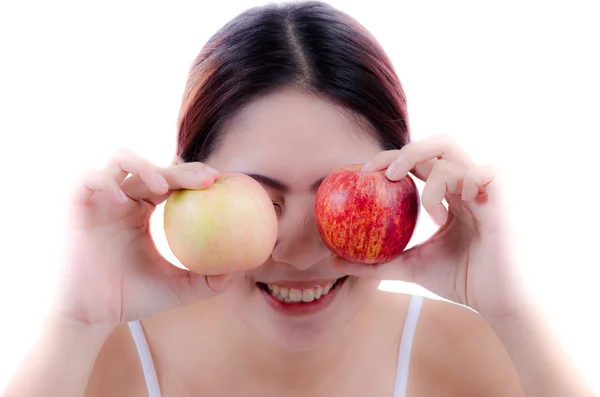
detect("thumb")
[332,213,458,283]
[158,258,234,306]
[205,274,234,293]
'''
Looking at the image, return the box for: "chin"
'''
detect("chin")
[260,318,346,352]
[229,276,379,352]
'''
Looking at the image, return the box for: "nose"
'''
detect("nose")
[270,200,331,270]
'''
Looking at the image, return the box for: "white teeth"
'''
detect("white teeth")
[289,288,302,302]
[302,289,315,302]
[266,279,339,303]
[280,287,289,299]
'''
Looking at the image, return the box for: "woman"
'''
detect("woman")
[5,2,593,396]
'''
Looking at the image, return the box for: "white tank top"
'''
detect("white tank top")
[128,294,424,397]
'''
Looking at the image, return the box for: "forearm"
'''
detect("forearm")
[4,314,114,397]
[485,298,596,397]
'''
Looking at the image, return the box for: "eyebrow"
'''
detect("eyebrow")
[244,173,326,193]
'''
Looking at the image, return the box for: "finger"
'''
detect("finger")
[362,134,471,173]
[206,274,235,293]
[411,157,437,182]
[461,176,480,201]
[421,159,468,225]
[176,273,233,298]
[385,134,474,181]
[121,162,221,205]
[361,152,436,186]
[363,154,439,184]
[107,150,171,196]
[104,149,138,183]
[72,150,170,205]
[361,149,401,173]
[462,166,494,201]
[71,168,128,205]
[155,257,234,305]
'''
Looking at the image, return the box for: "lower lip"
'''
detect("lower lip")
[258,277,348,316]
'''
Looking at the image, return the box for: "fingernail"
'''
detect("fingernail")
[195,169,219,180]
[192,171,214,187]
[157,175,169,191]
[361,161,373,172]
[385,161,398,178]
[205,167,221,177]
[207,274,234,293]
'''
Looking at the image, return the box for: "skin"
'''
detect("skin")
[5,62,593,397]
[82,87,526,396]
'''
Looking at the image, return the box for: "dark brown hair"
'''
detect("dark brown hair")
[177,1,410,162]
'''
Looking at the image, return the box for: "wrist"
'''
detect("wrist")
[44,310,116,344]
[478,281,541,328]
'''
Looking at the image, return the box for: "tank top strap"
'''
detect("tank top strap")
[393,294,424,397]
[128,321,162,397]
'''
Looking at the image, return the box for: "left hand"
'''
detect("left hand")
[333,134,526,320]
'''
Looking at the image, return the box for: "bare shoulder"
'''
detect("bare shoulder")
[85,323,147,397]
[414,297,526,396]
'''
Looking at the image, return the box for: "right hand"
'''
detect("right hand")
[54,149,231,329]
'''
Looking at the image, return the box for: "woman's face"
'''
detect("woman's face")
[205,87,383,351]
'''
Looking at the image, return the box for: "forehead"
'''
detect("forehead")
[205,88,382,189]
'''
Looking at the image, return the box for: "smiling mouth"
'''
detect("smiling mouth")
[256,276,348,303]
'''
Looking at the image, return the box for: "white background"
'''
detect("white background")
[1,0,598,392]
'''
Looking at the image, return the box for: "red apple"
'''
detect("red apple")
[314,163,420,264]
[163,173,277,275]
